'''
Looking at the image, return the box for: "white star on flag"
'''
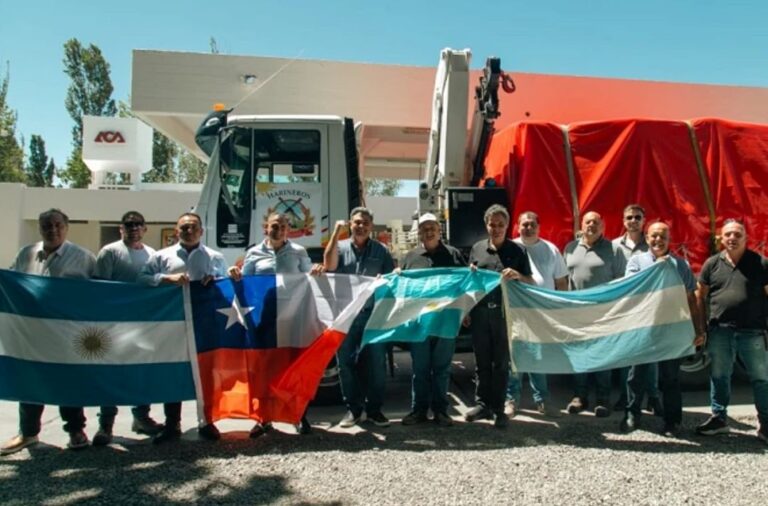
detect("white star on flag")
[216,295,255,330]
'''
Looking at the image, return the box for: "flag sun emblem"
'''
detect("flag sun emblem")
[74,326,112,360]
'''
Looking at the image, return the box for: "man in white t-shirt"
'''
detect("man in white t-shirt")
[506,211,568,418]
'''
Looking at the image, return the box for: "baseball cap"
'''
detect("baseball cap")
[418,213,439,226]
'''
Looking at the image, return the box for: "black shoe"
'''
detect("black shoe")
[647,397,665,418]
[619,413,638,433]
[152,425,181,445]
[92,427,113,446]
[493,412,509,429]
[566,397,587,414]
[198,423,220,441]
[295,416,312,435]
[132,417,164,436]
[696,415,730,436]
[433,412,454,427]
[662,423,681,438]
[67,430,89,450]
[465,405,493,422]
[594,400,610,418]
[249,422,274,438]
[402,411,429,426]
[367,412,390,427]
[757,425,767,444]
[338,410,362,428]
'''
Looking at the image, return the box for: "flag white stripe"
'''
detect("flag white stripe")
[0,313,188,365]
[366,291,486,331]
[507,284,691,344]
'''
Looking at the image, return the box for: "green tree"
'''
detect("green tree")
[26,134,55,187]
[60,39,117,187]
[177,150,206,183]
[365,178,403,196]
[0,64,26,183]
[119,98,178,183]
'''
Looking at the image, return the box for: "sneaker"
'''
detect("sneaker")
[249,422,274,438]
[152,425,182,445]
[295,416,312,435]
[367,412,390,428]
[465,405,493,422]
[67,431,89,450]
[619,413,638,433]
[504,399,518,418]
[566,397,586,414]
[0,434,38,455]
[198,423,221,441]
[695,415,730,436]
[647,397,665,418]
[593,401,610,418]
[494,412,509,429]
[757,426,767,444]
[338,410,362,428]
[92,427,113,447]
[401,411,429,426]
[132,417,164,436]
[433,412,454,427]
[536,402,563,418]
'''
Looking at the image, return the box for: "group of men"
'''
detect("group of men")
[1,202,767,455]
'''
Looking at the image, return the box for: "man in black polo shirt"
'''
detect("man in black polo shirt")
[695,219,768,443]
[466,204,533,428]
[400,213,466,427]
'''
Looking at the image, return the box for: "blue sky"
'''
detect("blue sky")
[1,0,766,177]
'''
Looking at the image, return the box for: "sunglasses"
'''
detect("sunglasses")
[122,221,145,228]
[624,215,643,221]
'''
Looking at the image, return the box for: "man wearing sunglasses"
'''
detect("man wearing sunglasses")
[139,212,228,444]
[90,211,163,446]
[612,205,663,416]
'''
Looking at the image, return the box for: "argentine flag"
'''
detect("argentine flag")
[505,260,696,373]
[361,268,502,346]
[0,270,196,406]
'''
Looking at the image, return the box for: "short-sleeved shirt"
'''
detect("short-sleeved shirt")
[242,239,311,275]
[612,234,649,262]
[626,251,696,292]
[139,242,228,286]
[95,240,156,282]
[334,238,395,276]
[469,238,532,304]
[402,241,466,270]
[11,241,95,279]
[564,236,627,290]
[514,238,568,290]
[699,249,768,329]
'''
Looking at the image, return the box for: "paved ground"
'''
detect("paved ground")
[1,351,766,505]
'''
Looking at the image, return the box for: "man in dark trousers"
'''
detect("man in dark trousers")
[466,204,533,428]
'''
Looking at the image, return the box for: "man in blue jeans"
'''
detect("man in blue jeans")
[399,213,466,427]
[506,211,568,418]
[695,219,768,443]
[323,207,395,428]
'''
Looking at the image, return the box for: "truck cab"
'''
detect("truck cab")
[195,113,361,265]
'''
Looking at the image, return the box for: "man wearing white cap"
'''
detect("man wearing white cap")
[399,213,466,427]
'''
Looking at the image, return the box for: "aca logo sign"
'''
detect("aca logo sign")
[94,131,126,143]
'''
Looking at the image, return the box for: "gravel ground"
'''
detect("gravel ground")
[1,411,766,505]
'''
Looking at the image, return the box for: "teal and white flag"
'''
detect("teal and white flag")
[362,268,501,346]
[505,260,695,373]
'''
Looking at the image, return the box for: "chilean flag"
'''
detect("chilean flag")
[188,274,379,424]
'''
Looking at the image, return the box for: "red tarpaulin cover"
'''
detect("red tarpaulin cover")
[569,119,711,271]
[483,122,575,250]
[693,118,768,257]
